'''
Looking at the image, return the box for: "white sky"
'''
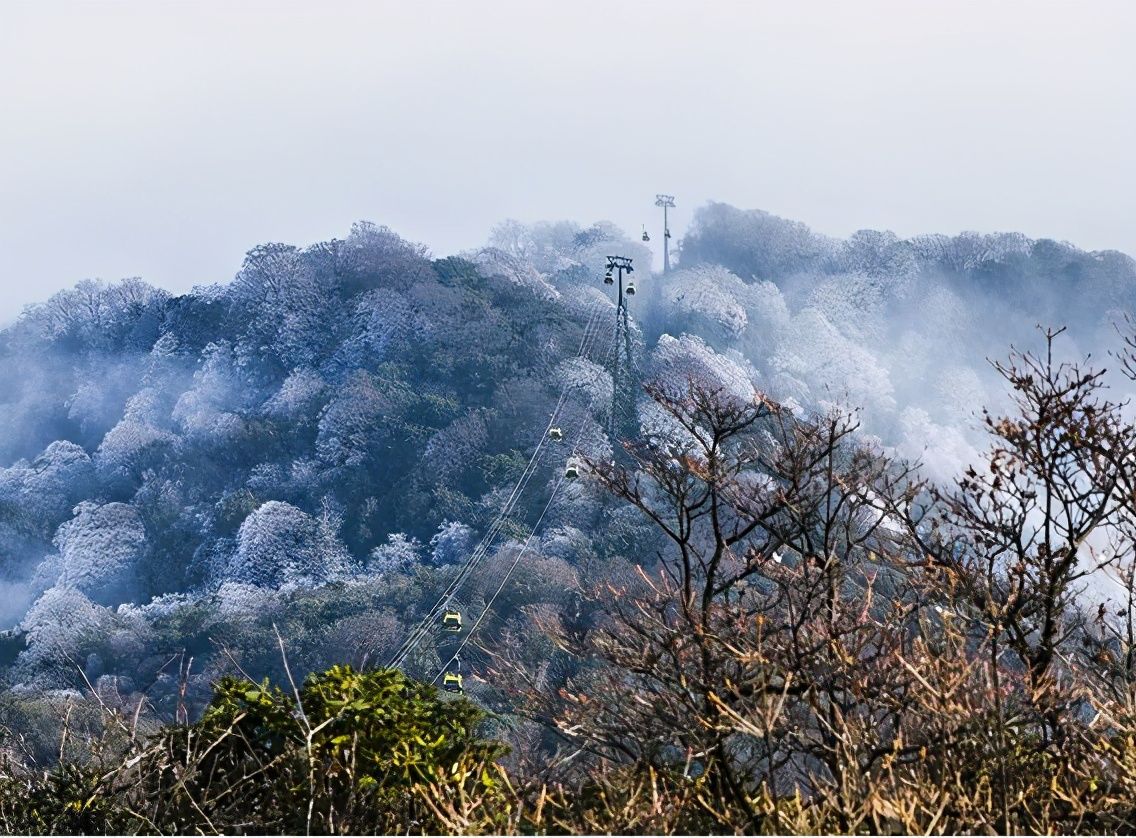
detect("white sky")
[1,0,1134,321]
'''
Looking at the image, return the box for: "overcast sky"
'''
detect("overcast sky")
[1,0,1134,322]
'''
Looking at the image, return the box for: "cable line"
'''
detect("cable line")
[431,320,620,684]
[387,299,608,669]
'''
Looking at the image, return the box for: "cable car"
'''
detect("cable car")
[443,657,464,694]
[442,610,462,632]
[565,459,580,479]
[604,271,614,285]
[443,672,464,694]
[549,427,563,442]
[625,282,636,296]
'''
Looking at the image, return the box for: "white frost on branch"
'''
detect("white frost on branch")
[554,357,613,408]
[50,501,148,603]
[228,500,351,588]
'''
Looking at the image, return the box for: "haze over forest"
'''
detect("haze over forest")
[1,200,1134,708]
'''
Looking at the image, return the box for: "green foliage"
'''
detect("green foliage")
[0,665,509,835]
[0,758,133,836]
[136,665,507,834]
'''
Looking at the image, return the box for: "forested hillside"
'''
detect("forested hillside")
[3,206,1135,684]
[4,206,1136,832]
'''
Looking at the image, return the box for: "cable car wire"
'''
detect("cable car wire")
[390,302,604,653]
[387,314,599,669]
[387,299,610,669]
[430,321,620,685]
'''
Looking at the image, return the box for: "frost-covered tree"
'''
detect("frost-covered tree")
[649,334,758,405]
[339,221,432,290]
[95,416,175,491]
[554,357,613,410]
[659,265,749,343]
[171,341,256,440]
[19,586,111,666]
[421,412,489,486]
[343,289,420,363]
[65,357,152,441]
[315,371,409,474]
[771,308,896,417]
[368,532,422,575]
[229,243,345,368]
[471,249,559,300]
[22,277,168,351]
[428,520,474,566]
[260,368,327,424]
[679,202,836,280]
[0,441,94,539]
[228,501,351,588]
[49,501,148,604]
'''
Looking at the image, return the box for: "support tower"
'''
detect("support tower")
[655,194,676,273]
[603,255,638,441]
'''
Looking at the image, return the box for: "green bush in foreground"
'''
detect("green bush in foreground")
[0,665,510,835]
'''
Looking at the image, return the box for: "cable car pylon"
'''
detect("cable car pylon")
[655,194,675,273]
[605,255,638,442]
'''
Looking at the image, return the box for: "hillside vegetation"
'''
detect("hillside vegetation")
[3,206,1136,833]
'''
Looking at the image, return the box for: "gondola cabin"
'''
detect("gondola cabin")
[442,611,462,632]
[625,282,636,296]
[549,427,563,442]
[443,672,464,694]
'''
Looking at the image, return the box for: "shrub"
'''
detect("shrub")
[0,665,510,835]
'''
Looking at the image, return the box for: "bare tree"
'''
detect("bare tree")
[900,329,1136,735]
[506,377,938,830]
